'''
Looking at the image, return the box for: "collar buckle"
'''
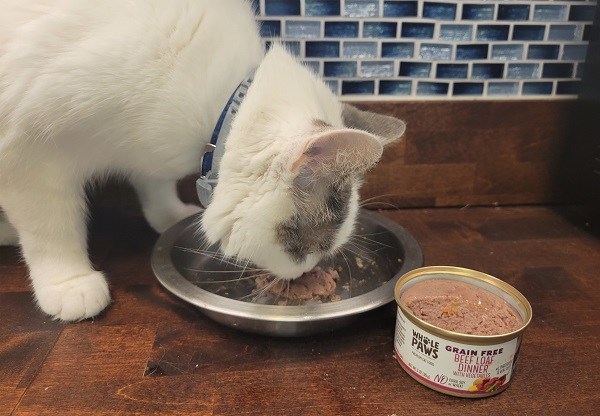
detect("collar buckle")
[204,143,217,154]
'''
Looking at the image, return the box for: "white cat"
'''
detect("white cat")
[0,0,406,321]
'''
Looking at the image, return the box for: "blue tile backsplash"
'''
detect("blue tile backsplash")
[542,63,574,78]
[497,4,531,21]
[476,25,510,41]
[324,61,357,76]
[512,25,546,40]
[462,4,495,21]
[259,20,281,37]
[400,61,432,77]
[453,82,485,96]
[528,44,560,60]
[417,81,449,95]
[381,41,414,57]
[439,24,473,41]
[345,0,380,17]
[488,81,519,95]
[305,0,340,16]
[383,1,418,17]
[436,63,468,78]
[256,0,596,98]
[361,60,395,76]
[422,2,457,20]
[523,81,554,95]
[401,22,435,38]
[419,43,452,60]
[569,5,597,21]
[507,63,540,79]
[472,63,504,79]
[380,79,413,94]
[265,0,301,15]
[534,5,568,21]
[492,44,524,60]
[342,79,375,93]
[286,20,321,37]
[363,21,398,37]
[325,21,359,37]
[456,44,489,60]
[344,41,378,57]
[548,24,580,40]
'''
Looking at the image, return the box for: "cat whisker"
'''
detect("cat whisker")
[349,235,391,250]
[239,245,264,281]
[191,220,208,240]
[346,239,388,261]
[338,249,352,297]
[238,274,281,302]
[192,273,268,285]
[353,235,392,248]
[237,257,252,282]
[340,244,368,261]
[182,268,266,274]
[349,233,390,251]
[359,201,401,210]
[347,244,385,258]
[354,230,388,238]
[360,194,396,204]
[359,193,400,205]
[174,246,264,270]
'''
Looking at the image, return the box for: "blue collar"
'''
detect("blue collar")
[196,70,255,208]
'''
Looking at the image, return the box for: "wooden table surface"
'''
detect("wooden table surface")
[1,205,598,416]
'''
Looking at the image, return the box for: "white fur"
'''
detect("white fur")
[202,46,368,279]
[0,0,402,321]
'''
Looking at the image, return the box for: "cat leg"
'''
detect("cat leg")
[1,174,110,321]
[0,210,19,246]
[130,176,201,233]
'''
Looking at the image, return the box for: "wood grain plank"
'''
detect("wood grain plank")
[0,331,62,416]
[355,100,576,207]
[11,325,193,416]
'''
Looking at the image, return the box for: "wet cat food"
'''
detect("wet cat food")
[393,266,532,398]
[255,266,339,301]
[401,279,523,336]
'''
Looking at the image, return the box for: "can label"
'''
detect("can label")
[394,307,520,395]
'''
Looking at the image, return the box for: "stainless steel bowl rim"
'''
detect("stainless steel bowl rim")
[151,209,423,323]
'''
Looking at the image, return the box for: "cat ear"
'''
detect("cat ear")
[342,104,406,146]
[290,129,383,179]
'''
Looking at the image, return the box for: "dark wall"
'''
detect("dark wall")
[559,6,600,208]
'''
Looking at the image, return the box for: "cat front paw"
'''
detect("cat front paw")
[35,272,111,321]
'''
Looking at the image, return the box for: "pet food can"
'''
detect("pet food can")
[393,266,532,398]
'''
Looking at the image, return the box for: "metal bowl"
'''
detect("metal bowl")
[151,209,423,336]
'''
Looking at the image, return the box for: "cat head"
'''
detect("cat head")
[201,45,405,279]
